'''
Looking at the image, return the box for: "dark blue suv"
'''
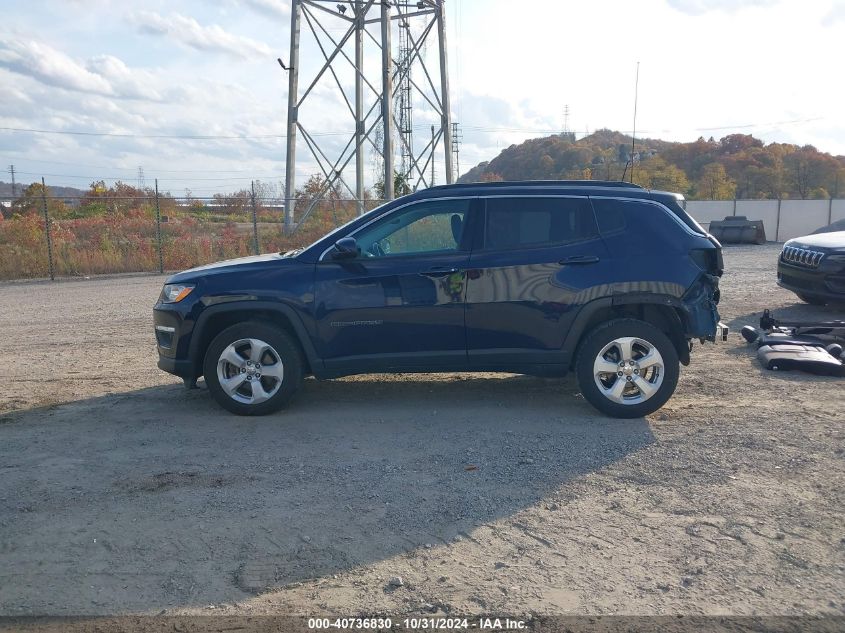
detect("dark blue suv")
[154,181,724,418]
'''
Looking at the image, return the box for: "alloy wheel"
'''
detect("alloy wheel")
[216,338,284,405]
[593,336,664,405]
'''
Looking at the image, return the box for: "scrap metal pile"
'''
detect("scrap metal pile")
[742,309,845,377]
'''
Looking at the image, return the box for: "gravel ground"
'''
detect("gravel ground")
[0,244,843,617]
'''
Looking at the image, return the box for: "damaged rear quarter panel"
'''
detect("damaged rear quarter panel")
[682,273,721,341]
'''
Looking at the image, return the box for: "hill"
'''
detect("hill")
[458,129,845,200]
[0,181,86,201]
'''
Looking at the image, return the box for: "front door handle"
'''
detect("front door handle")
[559,255,600,265]
[421,267,460,277]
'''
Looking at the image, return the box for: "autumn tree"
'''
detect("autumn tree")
[694,163,736,200]
[632,157,690,193]
[80,180,149,216]
[11,182,68,217]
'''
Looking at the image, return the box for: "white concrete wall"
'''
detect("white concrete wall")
[685,199,843,242]
[832,199,845,225]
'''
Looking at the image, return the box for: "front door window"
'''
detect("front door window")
[354,199,470,258]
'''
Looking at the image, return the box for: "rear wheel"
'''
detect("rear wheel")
[575,318,679,419]
[203,322,303,415]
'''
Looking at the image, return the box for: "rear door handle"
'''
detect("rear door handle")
[559,255,600,265]
[421,267,460,277]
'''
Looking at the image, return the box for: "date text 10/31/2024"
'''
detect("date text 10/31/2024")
[308,617,528,630]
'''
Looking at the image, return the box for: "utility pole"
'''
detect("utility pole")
[437,1,453,183]
[451,121,462,181]
[283,0,454,229]
[8,165,16,197]
[631,61,640,184]
[283,0,301,233]
[431,125,436,186]
[354,0,365,215]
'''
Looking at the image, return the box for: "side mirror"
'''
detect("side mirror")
[332,236,359,260]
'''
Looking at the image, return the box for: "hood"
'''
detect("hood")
[166,252,292,283]
[787,231,845,250]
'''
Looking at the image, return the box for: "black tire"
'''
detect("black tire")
[203,321,303,415]
[797,293,826,306]
[575,318,680,419]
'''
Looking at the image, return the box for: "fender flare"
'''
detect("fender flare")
[188,300,322,375]
[562,294,690,366]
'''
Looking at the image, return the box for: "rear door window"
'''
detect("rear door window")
[483,197,598,250]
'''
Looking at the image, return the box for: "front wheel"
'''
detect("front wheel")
[575,318,680,419]
[203,322,303,415]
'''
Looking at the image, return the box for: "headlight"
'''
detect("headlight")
[161,284,195,303]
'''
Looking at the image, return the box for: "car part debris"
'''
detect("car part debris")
[746,310,845,376]
[759,309,845,334]
[757,344,845,376]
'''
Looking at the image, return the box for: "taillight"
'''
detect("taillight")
[690,249,723,277]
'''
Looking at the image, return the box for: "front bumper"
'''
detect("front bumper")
[157,355,195,378]
[777,261,845,302]
[153,304,197,378]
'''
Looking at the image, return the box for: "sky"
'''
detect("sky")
[1,0,843,197]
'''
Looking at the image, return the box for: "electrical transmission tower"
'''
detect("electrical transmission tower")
[137,166,146,191]
[8,165,16,197]
[396,15,413,191]
[283,0,454,233]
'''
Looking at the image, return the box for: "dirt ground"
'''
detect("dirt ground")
[0,244,843,617]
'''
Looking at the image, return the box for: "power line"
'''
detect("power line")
[14,171,292,182]
[0,126,348,140]
[0,156,286,174]
[0,116,825,144]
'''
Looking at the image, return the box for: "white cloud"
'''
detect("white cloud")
[130,11,273,60]
[0,35,167,101]
[665,0,778,14]
[86,55,163,100]
[822,2,845,26]
[240,0,290,18]
[0,37,112,95]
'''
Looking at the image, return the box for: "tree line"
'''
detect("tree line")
[459,129,845,200]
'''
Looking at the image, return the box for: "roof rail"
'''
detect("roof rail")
[432,179,644,190]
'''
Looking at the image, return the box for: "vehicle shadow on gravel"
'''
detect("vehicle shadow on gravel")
[0,375,654,614]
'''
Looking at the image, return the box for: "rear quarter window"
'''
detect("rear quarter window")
[592,198,691,255]
[590,198,626,235]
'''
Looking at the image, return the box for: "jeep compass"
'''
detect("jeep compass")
[154,181,724,418]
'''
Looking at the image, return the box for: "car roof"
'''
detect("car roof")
[407,180,668,201]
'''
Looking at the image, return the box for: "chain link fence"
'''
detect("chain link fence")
[0,179,386,281]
